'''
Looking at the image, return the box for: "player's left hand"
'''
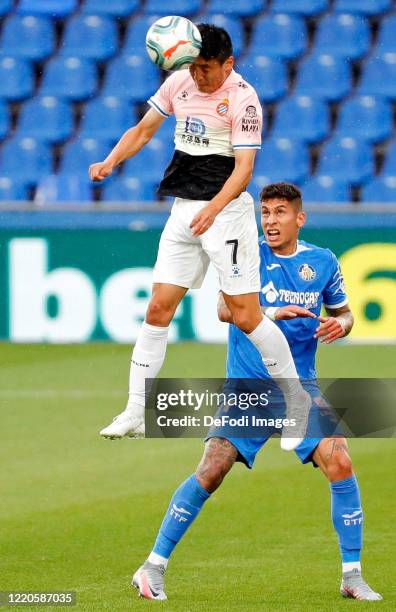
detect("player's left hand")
[190,204,218,236]
[314,316,346,343]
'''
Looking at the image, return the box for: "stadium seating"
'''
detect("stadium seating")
[333,0,392,16]
[206,0,267,18]
[0,1,13,16]
[0,137,52,186]
[17,0,78,17]
[60,15,118,61]
[40,57,97,101]
[122,137,174,181]
[198,14,244,58]
[249,14,307,60]
[376,14,396,54]
[317,137,373,185]
[35,175,93,204]
[361,176,396,203]
[0,176,28,200]
[271,0,329,16]
[295,53,351,101]
[81,0,140,18]
[102,176,158,201]
[358,53,396,100]
[0,101,9,140]
[302,176,350,203]
[271,95,329,143]
[60,138,111,177]
[123,16,160,54]
[335,95,392,143]
[144,0,202,16]
[0,56,33,101]
[314,13,370,60]
[16,97,74,144]
[254,138,309,184]
[103,54,160,102]
[382,141,396,176]
[237,55,287,102]
[0,15,55,62]
[80,96,138,141]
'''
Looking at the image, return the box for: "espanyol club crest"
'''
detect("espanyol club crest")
[216,98,229,116]
[298,263,316,281]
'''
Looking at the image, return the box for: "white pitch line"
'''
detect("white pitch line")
[0,390,124,398]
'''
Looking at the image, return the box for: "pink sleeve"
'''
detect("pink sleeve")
[231,89,263,150]
[148,74,175,117]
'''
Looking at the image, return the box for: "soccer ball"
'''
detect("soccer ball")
[146,16,202,71]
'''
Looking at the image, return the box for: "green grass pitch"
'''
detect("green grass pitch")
[1,343,395,611]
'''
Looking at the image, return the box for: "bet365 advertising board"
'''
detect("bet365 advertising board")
[0,227,395,343]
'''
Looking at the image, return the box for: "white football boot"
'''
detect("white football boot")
[99,404,145,439]
[340,569,383,601]
[132,561,167,600]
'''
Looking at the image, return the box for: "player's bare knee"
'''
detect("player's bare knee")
[232,311,255,334]
[195,437,237,493]
[146,299,174,326]
[325,440,353,482]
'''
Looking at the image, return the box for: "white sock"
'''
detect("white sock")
[148,551,169,569]
[246,317,302,395]
[127,321,169,412]
[342,561,361,574]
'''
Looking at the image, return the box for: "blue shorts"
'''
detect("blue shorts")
[205,385,343,469]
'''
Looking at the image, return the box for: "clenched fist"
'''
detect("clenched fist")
[89,160,114,182]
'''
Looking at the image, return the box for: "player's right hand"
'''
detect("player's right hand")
[88,160,114,182]
[275,305,316,320]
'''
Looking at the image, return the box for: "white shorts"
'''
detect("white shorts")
[153,192,261,295]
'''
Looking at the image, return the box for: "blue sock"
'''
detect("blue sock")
[152,474,211,559]
[330,475,363,565]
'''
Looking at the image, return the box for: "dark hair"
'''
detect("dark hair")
[196,23,233,63]
[260,182,302,208]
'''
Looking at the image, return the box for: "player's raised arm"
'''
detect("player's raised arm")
[190,149,256,236]
[89,108,165,182]
[315,304,354,344]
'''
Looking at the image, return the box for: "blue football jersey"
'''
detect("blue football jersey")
[227,238,348,380]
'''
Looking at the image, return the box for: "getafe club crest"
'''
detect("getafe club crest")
[298,263,316,281]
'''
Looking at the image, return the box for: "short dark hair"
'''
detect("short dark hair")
[260,182,302,209]
[196,23,233,63]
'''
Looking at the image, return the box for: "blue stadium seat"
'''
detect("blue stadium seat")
[122,137,174,181]
[0,100,10,140]
[80,96,138,141]
[60,15,118,61]
[0,176,28,200]
[335,95,392,144]
[40,57,97,101]
[237,55,287,102]
[271,0,328,16]
[361,176,396,203]
[0,16,55,62]
[254,138,309,184]
[334,0,392,16]
[123,16,160,54]
[0,57,33,101]
[206,0,266,18]
[358,53,396,100]
[0,137,52,186]
[0,1,13,16]
[81,0,140,17]
[144,0,202,16]
[249,14,307,60]
[382,141,396,176]
[60,138,111,177]
[102,176,157,201]
[103,54,160,102]
[317,136,373,185]
[198,14,244,58]
[35,174,93,204]
[314,13,370,61]
[16,97,73,144]
[272,95,329,144]
[295,54,351,101]
[377,14,396,54]
[17,0,78,17]
[302,176,350,203]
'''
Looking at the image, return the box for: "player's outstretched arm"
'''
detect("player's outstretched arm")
[264,305,317,321]
[88,108,165,181]
[314,304,354,344]
[190,149,256,236]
